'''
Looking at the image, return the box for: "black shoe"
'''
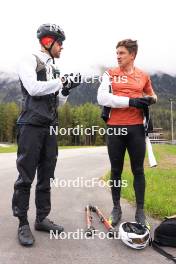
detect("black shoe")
[35,218,64,233]
[18,225,35,246]
[109,205,122,227]
[135,208,146,226]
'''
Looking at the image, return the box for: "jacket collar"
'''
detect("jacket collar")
[35,50,53,65]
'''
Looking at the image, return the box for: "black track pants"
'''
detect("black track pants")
[107,124,146,209]
[12,125,58,220]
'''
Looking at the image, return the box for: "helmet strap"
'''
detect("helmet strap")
[40,40,56,64]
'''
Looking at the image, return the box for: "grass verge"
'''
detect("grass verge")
[0,145,97,153]
[103,144,176,219]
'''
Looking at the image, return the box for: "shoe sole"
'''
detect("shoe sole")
[19,241,34,247]
[18,237,35,247]
[35,226,64,234]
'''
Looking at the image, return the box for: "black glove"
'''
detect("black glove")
[101,106,111,122]
[62,73,82,90]
[129,97,153,109]
[61,88,70,96]
[143,106,154,136]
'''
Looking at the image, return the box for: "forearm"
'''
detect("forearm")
[97,72,129,108]
[97,92,129,108]
[20,76,63,96]
[143,75,157,101]
[17,55,63,96]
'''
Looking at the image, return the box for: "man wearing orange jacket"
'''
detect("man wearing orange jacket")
[97,39,157,226]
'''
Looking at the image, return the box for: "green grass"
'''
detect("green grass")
[103,144,176,219]
[0,145,97,153]
[0,145,17,153]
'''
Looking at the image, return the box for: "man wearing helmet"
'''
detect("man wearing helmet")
[37,23,66,62]
[12,23,81,246]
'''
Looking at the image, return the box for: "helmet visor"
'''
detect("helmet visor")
[131,233,149,244]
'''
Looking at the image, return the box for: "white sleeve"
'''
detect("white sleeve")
[17,55,63,96]
[57,89,69,107]
[97,72,130,108]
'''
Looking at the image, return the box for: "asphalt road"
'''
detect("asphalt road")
[0,147,170,264]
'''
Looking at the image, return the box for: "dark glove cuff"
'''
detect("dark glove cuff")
[61,88,70,96]
[129,98,136,107]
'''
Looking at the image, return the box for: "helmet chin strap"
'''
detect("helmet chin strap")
[41,40,56,64]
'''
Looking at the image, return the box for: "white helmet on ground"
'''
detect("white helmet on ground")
[119,222,150,250]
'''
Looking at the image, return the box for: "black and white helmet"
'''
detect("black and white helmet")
[37,23,66,42]
[119,222,150,250]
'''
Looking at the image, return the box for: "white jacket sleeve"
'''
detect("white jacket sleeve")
[17,56,63,96]
[97,72,129,108]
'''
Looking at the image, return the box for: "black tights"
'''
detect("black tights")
[107,124,146,209]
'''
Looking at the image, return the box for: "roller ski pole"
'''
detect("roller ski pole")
[85,205,95,236]
[91,206,117,238]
